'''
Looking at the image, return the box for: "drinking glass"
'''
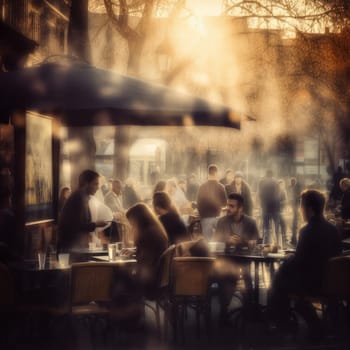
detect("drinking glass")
[88,242,97,250]
[248,240,257,252]
[38,252,46,269]
[108,243,116,261]
[48,244,57,267]
[262,246,270,257]
[58,253,70,267]
[115,242,124,257]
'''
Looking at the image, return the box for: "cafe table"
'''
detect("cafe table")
[215,248,287,306]
[211,247,288,329]
[9,259,71,306]
[90,255,136,264]
[10,256,138,306]
[70,247,108,262]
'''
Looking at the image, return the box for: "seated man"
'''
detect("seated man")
[213,193,259,324]
[214,193,259,248]
[268,189,341,338]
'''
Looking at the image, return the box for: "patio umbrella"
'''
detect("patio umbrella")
[0,62,240,128]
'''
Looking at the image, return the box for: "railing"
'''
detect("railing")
[1,0,29,34]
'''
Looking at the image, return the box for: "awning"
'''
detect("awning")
[0,62,240,128]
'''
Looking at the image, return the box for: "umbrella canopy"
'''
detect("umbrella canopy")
[0,62,240,128]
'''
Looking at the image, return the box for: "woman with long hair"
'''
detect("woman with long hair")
[126,203,168,297]
[153,191,191,245]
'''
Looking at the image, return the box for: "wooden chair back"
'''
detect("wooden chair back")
[171,257,215,296]
[69,262,116,307]
[157,244,176,290]
[323,256,350,298]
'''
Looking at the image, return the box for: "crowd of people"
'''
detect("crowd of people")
[54,165,348,335]
[55,163,350,264]
[1,163,347,342]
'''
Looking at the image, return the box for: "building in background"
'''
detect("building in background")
[0,0,70,71]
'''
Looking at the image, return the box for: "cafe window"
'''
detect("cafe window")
[94,127,115,178]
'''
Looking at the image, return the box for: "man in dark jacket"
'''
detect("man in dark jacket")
[214,193,259,247]
[213,193,259,324]
[269,189,341,338]
[258,169,280,245]
[58,170,108,252]
[197,164,227,240]
[225,171,253,216]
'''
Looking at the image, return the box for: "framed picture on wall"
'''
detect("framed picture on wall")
[25,112,53,223]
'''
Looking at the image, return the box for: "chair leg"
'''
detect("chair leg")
[172,301,178,343]
[196,303,201,339]
[205,300,212,341]
[180,302,186,344]
[163,302,169,341]
[155,302,161,339]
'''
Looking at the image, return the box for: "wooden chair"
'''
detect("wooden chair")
[48,262,118,348]
[169,256,215,343]
[290,256,350,336]
[143,244,176,339]
[0,263,46,346]
[68,262,116,314]
[322,256,350,328]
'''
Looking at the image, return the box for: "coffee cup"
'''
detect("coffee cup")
[58,253,70,267]
[88,242,97,251]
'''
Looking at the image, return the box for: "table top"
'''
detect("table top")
[215,248,288,261]
[70,247,108,254]
[10,257,137,272]
[10,260,71,272]
[90,255,137,264]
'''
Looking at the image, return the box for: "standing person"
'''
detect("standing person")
[197,164,227,240]
[330,166,345,202]
[277,180,288,249]
[89,194,114,245]
[186,173,199,202]
[99,175,110,197]
[153,191,191,245]
[268,190,341,339]
[123,178,141,210]
[258,169,280,245]
[220,168,235,187]
[58,170,108,252]
[225,171,253,216]
[166,178,190,214]
[58,186,71,219]
[178,179,188,198]
[125,203,168,298]
[149,165,161,187]
[153,180,167,194]
[340,177,350,222]
[104,179,125,220]
[288,177,301,246]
